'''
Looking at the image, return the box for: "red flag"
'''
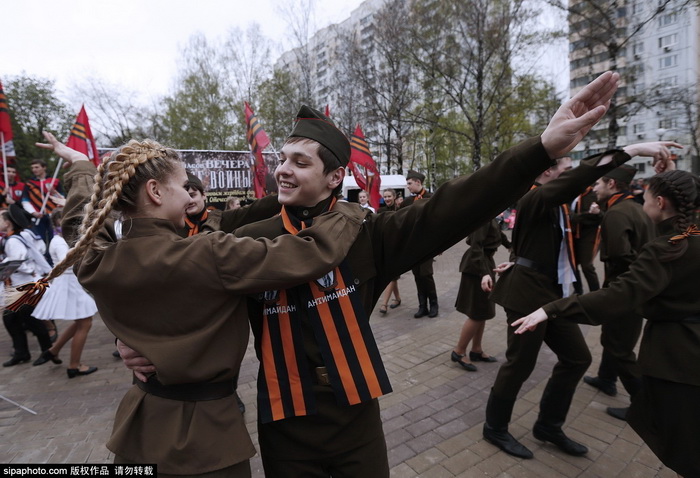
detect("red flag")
[348,125,381,209]
[66,105,99,166]
[0,81,15,157]
[244,102,271,198]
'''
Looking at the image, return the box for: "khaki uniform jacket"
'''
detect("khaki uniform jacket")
[62,161,366,474]
[599,197,654,283]
[490,150,632,315]
[544,216,700,387]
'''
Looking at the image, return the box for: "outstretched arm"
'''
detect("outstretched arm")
[541,71,619,159]
[36,131,89,165]
[511,308,549,334]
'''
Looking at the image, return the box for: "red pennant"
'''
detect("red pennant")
[244,102,271,198]
[348,125,381,209]
[66,105,99,166]
[0,80,15,157]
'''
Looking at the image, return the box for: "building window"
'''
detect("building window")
[659,55,678,69]
[658,12,677,27]
[659,118,678,129]
[633,42,644,55]
[658,33,678,49]
[636,162,646,174]
[659,76,678,87]
[633,123,645,134]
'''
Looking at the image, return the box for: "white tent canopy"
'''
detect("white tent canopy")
[342,174,409,202]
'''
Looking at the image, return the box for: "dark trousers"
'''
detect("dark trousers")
[487,308,592,428]
[596,312,643,396]
[574,238,599,293]
[259,390,389,478]
[412,259,437,306]
[2,306,52,359]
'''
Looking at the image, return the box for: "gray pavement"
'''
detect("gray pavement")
[0,239,675,477]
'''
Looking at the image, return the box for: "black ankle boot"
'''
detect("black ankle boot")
[532,424,588,456]
[483,423,533,459]
[3,355,31,367]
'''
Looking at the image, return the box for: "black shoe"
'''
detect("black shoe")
[606,407,628,421]
[483,423,533,459]
[3,355,31,367]
[428,303,439,318]
[470,351,498,363]
[33,349,62,366]
[583,375,617,397]
[532,425,588,456]
[112,350,121,359]
[67,366,98,378]
[450,351,477,372]
[414,307,429,318]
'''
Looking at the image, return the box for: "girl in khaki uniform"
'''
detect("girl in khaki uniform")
[513,168,700,477]
[21,133,366,478]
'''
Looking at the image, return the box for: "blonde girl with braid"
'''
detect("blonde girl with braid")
[513,163,700,478]
[32,132,365,478]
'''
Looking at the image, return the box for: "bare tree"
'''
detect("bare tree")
[338,0,418,174]
[407,0,558,169]
[275,0,318,105]
[69,77,155,147]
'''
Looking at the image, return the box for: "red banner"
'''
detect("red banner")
[0,80,15,157]
[348,125,381,209]
[244,102,271,198]
[66,105,99,166]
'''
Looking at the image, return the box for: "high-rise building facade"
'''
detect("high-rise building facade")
[568,0,699,175]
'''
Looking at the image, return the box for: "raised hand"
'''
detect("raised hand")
[36,131,89,165]
[541,71,620,159]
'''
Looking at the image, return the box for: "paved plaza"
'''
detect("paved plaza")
[0,238,675,477]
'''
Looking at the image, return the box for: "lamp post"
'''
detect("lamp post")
[656,128,667,141]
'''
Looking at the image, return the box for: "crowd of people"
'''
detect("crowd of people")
[1,70,698,477]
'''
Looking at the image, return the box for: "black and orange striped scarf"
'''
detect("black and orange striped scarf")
[184,209,208,237]
[257,200,392,424]
[26,178,60,214]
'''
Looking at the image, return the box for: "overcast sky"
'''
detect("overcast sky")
[4,0,568,111]
[3,0,365,105]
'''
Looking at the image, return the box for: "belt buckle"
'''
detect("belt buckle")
[315,366,330,386]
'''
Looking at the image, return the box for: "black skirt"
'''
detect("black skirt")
[628,375,700,477]
[454,273,495,320]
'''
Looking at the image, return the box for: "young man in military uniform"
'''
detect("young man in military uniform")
[180,172,280,238]
[400,170,439,318]
[569,183,602,294]
[484,144,678,460]
[124,71,622,476]
[583,164,654,419]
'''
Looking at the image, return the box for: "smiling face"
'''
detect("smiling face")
[186,187,206,216]
[383,190,395,206]
[275,139,344,207]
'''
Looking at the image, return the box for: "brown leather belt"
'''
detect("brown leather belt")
[315,366,331,386]
[135,375,235,401]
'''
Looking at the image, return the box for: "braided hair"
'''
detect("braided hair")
[647,170,700,233]
[45,139,181,281]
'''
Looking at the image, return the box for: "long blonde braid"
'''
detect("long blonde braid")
[20,141,181,291]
